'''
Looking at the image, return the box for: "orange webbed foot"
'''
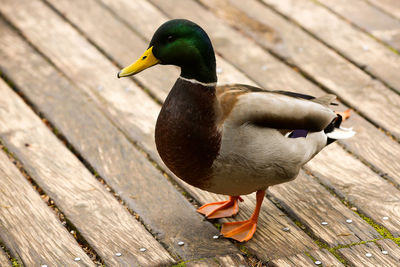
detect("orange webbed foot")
[197,196,243,219]
[221,219,258,242]
[219,189,266,242]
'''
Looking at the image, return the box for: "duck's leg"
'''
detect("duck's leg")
[197,196,243,219]
[221,189,266,242]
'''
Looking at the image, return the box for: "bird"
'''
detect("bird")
[117,19,355,242]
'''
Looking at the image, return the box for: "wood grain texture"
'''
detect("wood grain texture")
[317,0,400,51]
[307,144,400,237]
[186,254,247,267]
[261,0,400,95]
[271,249,345,267]
[269,171,380,246]
[181,183,318,261]
[338,239,400,266]
[0,116,93,266]
[366,0,400,21]
[0,72,173,266]
[0,18,242,262]
[0,250,10,267]
[198,0,400,184]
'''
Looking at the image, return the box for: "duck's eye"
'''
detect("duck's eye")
[167,35,175,43]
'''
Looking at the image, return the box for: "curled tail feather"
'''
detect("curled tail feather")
[325,110,355,145]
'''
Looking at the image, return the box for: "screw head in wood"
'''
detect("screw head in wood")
[139,248,146,252]
[382,250,388,255]
[365,253,372,258]
[383,216,389,220]
[115,252,122,257]
[282,227,290,232]
[321,221,328,225]
[314,260,322,265]
[346,219,353,224]
[74,257,81,261]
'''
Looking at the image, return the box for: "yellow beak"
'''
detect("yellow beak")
[117,46,160,78]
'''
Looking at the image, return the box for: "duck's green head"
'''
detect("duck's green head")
[118,19,217,83]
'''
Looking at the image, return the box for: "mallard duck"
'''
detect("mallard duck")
[118,19,354,242]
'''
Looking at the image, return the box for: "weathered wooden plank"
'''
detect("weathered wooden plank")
[0,121,93,266]
[271,249,345,267]
[317,0,400,51]
[269,171,380,247]
[0,248,11,267]
[338,239,400,266]
[185,254,248,267]
[365,0,400,21]
[197,0,400,185]
[0,67,173,266]
[182,183,318,261]
[0,17,242,262]
[261,0,400,95]
[307,145,400,237]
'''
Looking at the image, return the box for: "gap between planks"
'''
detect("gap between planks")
[0,138,105,266]
[364,0,400,22]
[0,242,13,267]
[314,0,400,53]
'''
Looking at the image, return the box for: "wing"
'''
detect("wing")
[216,84,336,132]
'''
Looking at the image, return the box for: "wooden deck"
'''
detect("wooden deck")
[0,0,399,266]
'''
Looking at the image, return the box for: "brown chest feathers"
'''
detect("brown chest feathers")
[155,79,221,189]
